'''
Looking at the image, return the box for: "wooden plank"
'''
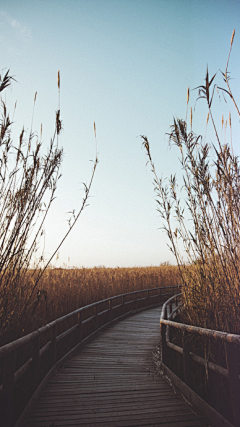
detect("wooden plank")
[25,307,210,427]
[162,363,234,427]
[26,411,207,423]
[225,341,240,427]
[2,350,16,427]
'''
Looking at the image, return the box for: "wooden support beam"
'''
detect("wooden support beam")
[78,311,82,342]
[32,334,40,391]
[161,322,167,365]
[95,304,99,330]
[109,299,112,322]
[182,331,192,389]
[51,324,57,367]
[2,350,16,427]
[225,342,240,427]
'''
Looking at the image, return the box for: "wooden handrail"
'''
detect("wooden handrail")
[160,293,240,427]
[0,285,180,427]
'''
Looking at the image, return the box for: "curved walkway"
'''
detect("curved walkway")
[25,307,210,427]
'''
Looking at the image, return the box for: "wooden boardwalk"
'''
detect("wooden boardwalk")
[25,307,210,427]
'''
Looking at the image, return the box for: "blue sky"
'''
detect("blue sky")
[1,0,240,267]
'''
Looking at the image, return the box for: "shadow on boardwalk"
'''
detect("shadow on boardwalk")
[25,307,211,427]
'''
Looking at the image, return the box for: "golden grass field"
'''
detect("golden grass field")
[32,264,180,323]
[0,264,179,345]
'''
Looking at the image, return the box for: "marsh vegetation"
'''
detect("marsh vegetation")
[143,29,240,334]
[0,70,98,342]
[1,264,179,345]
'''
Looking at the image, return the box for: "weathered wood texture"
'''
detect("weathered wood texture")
[0,286,180,427]
[161,294,239,427]
[25,307,209,427]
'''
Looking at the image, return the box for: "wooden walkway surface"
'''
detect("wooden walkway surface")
[25,307,210,427]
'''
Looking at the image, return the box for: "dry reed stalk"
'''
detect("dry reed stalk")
[0,265,179,344]
[142,30,240,334]
[0,69,98,339]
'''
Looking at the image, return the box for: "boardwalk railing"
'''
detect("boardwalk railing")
[160,294,240,427]
[0,285,179,427]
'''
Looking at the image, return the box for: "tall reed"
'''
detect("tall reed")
[142,30,240,333]
[0,264,179,344]
[0,70,98,337]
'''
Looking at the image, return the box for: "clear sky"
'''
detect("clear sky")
[1,0,240,268]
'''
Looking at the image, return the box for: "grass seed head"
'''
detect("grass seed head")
[231,29,235,46]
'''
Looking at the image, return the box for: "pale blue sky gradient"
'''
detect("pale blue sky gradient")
[1,0,240,267]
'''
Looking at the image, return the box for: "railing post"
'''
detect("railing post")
[123,295,125,314]
[225,342,240,427]
[78,311,82,342]
[159,287,162,303]
[169,300,173,316]
[109,299,112,322]
[2,350,16,427]
[175,295,178,308]
[51,323,57,366]
[95,304,99,329]
[135,292,137,310]
[182,331,192,389]
[147,290,150,306]
[160,322,167,365]
[32,333,40,390]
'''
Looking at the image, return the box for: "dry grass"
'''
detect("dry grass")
[1,264,179,345]
[0,70,98,341]
[142,30,240,334]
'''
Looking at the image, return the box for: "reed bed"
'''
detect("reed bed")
[0,265,179,345]
[0,70,98,344]
[142,30,240,334]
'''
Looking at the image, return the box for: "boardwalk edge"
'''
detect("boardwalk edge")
[14,302,162,427]
[161,363,235,427]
